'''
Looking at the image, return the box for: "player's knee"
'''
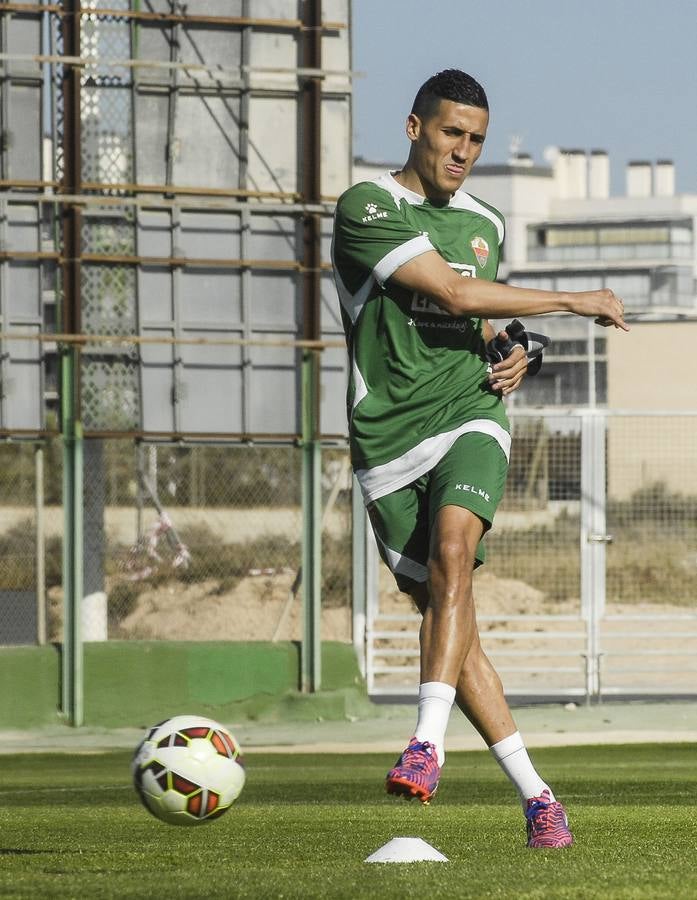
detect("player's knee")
[429,535,476,578]
[428,537,475,600]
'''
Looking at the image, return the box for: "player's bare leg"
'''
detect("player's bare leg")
[410,577,516,746]
[419,505,485,687]
[408,522,573,846]
[386,505,483,802]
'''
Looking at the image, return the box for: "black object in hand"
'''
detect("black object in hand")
[485,319,550,376]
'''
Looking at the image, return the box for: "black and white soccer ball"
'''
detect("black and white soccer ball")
[132,715,246,826]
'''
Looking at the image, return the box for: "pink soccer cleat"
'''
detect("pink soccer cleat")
[525,789,574,848]
[385,737,441,804]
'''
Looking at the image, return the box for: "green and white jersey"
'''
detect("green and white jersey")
[331,171,511,503]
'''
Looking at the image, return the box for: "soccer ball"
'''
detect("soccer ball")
[132,715,246,826]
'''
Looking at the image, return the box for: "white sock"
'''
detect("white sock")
[413,681,456,766]
[489,731,555,808]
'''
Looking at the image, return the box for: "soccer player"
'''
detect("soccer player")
[331,69,627,848]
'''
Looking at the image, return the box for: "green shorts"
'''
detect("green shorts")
[367,431,509,592]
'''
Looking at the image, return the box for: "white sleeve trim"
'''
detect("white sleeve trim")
[372,234,434,287]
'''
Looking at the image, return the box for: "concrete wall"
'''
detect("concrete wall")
[607,322,697,498]
[607,322,697,411]
[0,641,365,728]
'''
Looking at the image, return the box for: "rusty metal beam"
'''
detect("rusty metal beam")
[0,191,340,213]
[0,330,345,350]
[0,2,57,12]
[301,0,323,345]
[80,430,348,442]
[60,0,81,336]
[0,179,59,189]
[79,180,300,200]
[0,249,332,271]
[0,3,346,30]
[1,177,297,199]
[79,252,303,269]
[299,0,324,696]
[0,250,61,261]
[0,426,347,442]
[0,429,60,438]
[2,177,298,199]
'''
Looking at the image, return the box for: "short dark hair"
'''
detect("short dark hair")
[411,69,489,120]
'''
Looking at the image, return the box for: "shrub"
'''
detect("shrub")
[0,519,62,591]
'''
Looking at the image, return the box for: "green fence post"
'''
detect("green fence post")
[351,475,367,677]
[35,443,46,645]
[61,346,84,726]
[58,0,84,727]
[300,349,321,693]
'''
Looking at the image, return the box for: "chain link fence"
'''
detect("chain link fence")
[0,442,60,646]
[369,411,697,699]
[0,440,353,648]
[3,413,697,699]
[601,414,697,693]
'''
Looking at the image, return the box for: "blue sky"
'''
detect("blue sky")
[351,0,697,194]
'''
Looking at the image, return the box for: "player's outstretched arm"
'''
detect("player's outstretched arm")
[391,250,629,331]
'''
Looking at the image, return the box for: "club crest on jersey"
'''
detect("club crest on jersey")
[362,202,388,224]
[471,236,489,268]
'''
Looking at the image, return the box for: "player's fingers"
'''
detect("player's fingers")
[491,344,526,375]
[490,363,526,386]
[612,296,629,330]
[490,360,527,392]
[595,315,630,332]
[489,372,520,390]
[501,369,526,395]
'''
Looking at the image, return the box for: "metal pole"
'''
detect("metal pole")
[35,443,46,645]
[60,0,84,725]
[299,0,322,693]
[580,412,593,699]
[591,412,608,701]
[587,318,596,407]
[364,526,380,697]
[351,475,366,677]
[301,350,322,692]
[61,349,84,724]
[580,410,608,703]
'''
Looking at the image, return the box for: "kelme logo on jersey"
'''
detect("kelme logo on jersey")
[362,202,389,224]
[471,236,489,268]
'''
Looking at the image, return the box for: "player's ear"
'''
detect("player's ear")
[405,113,421,142]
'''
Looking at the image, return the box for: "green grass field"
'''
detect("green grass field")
[1,744,696,899]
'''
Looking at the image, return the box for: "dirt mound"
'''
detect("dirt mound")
[108,568,556,644]
[375,566,568,618]
[114,572,352,642]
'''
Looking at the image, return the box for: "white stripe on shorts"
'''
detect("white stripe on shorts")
[356,418,511,505]
[376,534,428,583]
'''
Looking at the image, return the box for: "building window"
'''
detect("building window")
[510,268,694,315]
[528,219,693,263]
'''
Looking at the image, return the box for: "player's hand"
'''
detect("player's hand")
[488,335,527,396]
[568,289,629,331]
